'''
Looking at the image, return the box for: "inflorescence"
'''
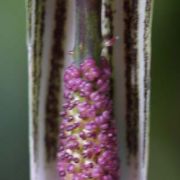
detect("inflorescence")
[57,58,119,180]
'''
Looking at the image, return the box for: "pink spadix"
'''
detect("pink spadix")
[57,58,120,180]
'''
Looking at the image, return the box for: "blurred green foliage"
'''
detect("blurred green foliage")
[0,0,29,180]
[149,0,180,179]
[0,0,179,179]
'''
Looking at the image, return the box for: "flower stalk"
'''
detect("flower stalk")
[73,0,102,64]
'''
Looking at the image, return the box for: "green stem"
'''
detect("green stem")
[74,0,102,64]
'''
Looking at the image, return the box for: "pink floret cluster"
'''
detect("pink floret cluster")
[57,58,119,180]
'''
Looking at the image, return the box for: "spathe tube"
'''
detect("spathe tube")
[26,0,153,179]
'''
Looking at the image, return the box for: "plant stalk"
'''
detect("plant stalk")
[73,0,102,64]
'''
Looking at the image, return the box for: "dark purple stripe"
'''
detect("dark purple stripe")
[123,0,139,161]
[45,0,67,161]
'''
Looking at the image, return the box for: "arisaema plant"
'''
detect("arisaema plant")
[26,0,153,179]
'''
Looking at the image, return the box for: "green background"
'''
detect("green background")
[0,0,180,179]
